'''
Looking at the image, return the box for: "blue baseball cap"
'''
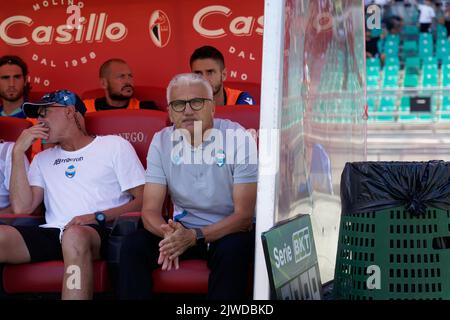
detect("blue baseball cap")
[22,89,87,118]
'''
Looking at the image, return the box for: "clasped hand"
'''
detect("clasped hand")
[157,219,196,271]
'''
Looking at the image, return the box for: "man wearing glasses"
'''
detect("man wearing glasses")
[118,73,258,299]
[1,89,145,299]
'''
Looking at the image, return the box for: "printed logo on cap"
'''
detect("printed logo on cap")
[149,10,171,48]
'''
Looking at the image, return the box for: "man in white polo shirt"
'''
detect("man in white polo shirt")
[118,73,258,300]
[1,89,145,300]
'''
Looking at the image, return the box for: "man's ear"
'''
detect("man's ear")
[222,67,227,82]
[100,78,107,90]
[168,107,175,124]
[66,105,77,118]
[210,102,215,118]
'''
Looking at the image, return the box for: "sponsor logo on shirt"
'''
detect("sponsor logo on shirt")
[65,164,76,179]
[215,149,226,167]
[53,157,84,166]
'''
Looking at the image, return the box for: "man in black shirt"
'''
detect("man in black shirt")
[84,59,156,112]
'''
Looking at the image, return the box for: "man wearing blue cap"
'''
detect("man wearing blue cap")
[1,89,145,300]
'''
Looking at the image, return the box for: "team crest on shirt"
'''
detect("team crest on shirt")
[65,165,76,178]
[215,149,226,167]
[171,154,183,165]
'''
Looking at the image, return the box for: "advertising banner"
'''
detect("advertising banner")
[0,0,263,96]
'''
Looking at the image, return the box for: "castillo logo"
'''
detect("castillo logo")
[149,10,171,48]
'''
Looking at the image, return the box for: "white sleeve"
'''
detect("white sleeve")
[112,138,146,192]
[28,155,44,188]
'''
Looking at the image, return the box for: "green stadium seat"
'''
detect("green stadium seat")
[385,56,400,66]
[371,28,383,38]
[438,114,450,121]
[423,64,438,73]
[436,42,450,61]
[442,63,450,72]
[403,74,419,87]
[442,55,450,65]
[366,57,380,68]
[385,34,400,45]
[422,74,438,87]
[422,56,438,65]
[383,75,399,88]
[367,75,380,89]
[380,97,396,108]
[403,41,418,57]
[366,66,380,77]
[417,113,433,122]
[384,64,400,76]
[442,96,450,110]
[398,114,417,122]
[419,45,433,59]
[437,24,448,40]
[376,115,396,122]
[443,72,450,87]
[402,25,419,37]
[384,46,399,56]
[367,97,377,108]
[419,32,432,43]
[400,96,410,108]
[405,56,421,68]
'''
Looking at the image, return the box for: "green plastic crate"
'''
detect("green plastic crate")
[334,207,450,300]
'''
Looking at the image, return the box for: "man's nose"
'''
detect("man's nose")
[183,102,195,114]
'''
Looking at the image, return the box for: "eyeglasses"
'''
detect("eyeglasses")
[169,98,212,112]
[37,105,66,118]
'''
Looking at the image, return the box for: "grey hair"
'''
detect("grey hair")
[166,73,213,104]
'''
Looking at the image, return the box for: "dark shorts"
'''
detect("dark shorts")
[13,224,110,262]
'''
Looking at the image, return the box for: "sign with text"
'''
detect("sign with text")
[0,0,263,95]
[262,214,322,300]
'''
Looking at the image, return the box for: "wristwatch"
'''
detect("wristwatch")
[95,211,106,227]
[194,228,205,245]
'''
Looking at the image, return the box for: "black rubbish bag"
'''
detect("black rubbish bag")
[341,160,450,217]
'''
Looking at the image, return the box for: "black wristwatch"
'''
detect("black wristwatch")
[194,228,205,245]
[95,211,106,227]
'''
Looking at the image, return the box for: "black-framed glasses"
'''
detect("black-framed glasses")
[169,98,212,112]
[37,105,66,118]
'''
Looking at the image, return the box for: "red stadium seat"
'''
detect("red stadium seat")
[81,86,167,111]
[0,117,32,142]
[153,260,209,294]
[214,104,260,131]
[27,91,48,102]
[3,260,110,293]
[224,81,261,104]
[85,109,168,167]
[0,117,33,160]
